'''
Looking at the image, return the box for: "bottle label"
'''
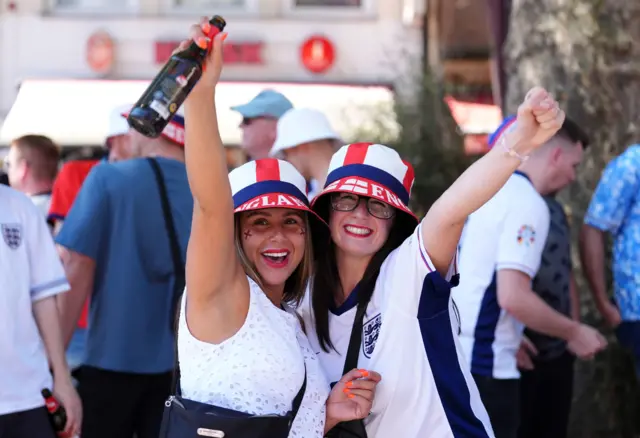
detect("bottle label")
[152,58,199,120]
[150,100,170,120]
[45,399,57,411]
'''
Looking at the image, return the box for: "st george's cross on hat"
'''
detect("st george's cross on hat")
[311,142,418,224]
[120,107,186,147]
[229,158,327,224]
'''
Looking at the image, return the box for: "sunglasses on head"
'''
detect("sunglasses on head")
[330,192,396,220]
[241,116,276,126]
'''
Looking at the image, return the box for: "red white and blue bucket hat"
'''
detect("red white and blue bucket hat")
[311,142,419,225]
[229,158,327,227]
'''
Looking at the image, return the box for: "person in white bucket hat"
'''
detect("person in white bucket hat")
[105,103,134,162]
[297,87,570,438]
[163,21,381,438]
[270,108,341,200]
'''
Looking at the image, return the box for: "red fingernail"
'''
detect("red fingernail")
[196,37,209,49]
[202,22,211,34]
[221,32,228,42]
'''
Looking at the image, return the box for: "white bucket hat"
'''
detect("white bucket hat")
[107,103,133,140]
[270,108,341,156]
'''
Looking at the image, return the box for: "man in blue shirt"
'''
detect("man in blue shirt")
[231,89,293,159]
[56,111,193,438]
[581,145,640,379]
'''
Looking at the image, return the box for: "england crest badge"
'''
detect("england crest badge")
[2,223,22,250]
[362,313,382,358]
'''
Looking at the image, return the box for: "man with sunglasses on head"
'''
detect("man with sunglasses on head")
[230,89,293,160]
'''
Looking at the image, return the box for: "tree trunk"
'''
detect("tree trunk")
[503,1,640,437]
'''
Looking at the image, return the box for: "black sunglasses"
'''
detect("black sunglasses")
[330,193,396,220]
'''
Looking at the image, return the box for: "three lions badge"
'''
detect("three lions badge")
[2,223,22,250]
[363,313,382,358]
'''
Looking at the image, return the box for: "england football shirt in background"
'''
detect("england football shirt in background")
[0,185,70,415]
[299,222,494,438]
[453,171,550,380]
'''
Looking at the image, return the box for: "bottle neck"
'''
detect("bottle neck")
[182,42,207,63]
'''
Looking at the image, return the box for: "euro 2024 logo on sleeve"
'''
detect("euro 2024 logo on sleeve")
[363,313,382,358]
[516,224,536,247]
[1,223,22,250]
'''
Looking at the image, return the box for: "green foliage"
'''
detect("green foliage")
[351,72,475,218]
[394,73,475,217]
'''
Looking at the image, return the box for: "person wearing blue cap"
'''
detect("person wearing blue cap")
[231,89,293,160]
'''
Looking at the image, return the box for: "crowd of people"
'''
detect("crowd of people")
[2,20,639,438]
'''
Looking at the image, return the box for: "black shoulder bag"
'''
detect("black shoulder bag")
[148,158,309,437]
[325,298,369,438]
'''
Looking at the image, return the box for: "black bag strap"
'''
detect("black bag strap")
[147,157,185,394]
[342,296,369,376]
[290,366,307,422]
[147,157,185,289]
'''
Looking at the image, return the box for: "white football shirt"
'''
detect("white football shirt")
[0,185,70,415]
[299,222,495,438]
[453,172,550,380]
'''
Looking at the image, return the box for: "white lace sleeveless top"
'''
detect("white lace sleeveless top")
[178,277,329,437]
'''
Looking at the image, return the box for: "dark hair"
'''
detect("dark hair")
[559,116,590,148]
[311,196,415,352]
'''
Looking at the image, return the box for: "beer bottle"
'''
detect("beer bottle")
[42,388,67,433]
[127,15,226,138]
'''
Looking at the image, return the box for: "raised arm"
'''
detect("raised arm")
[422,88,565,275]
[181,24,249,342]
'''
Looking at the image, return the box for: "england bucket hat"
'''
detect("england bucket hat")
[311,142,418,225]
[229,158,327,229]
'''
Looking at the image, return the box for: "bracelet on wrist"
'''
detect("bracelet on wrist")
[498,122,530,162]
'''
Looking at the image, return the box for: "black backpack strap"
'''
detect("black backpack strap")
[342,298,369,375]
[289,365,307,423]
[147,157,186,395]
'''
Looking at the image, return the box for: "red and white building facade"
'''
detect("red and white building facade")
[0,0,426,148]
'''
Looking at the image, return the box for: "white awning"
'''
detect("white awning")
[0,79,398,147]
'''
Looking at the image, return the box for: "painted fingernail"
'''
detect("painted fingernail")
[343,388,350,394]
[348,393,355,399]
[196,37,209,49]
[202,22,211,33]
[221,32,228,42]
[359,369,369,377]
[346,381,353,388]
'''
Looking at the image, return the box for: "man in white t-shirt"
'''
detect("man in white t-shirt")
[0,185,81,437]
[453,117,607,438]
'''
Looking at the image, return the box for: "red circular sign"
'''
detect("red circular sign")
[86,31,114,75]
[300,36,335,74]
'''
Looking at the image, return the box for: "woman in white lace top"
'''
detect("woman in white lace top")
[174,21,381,437]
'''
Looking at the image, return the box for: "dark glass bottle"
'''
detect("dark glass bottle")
[41,388,67,433]
[127,15,226,138]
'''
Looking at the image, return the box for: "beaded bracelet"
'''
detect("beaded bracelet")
[498,123,529,162]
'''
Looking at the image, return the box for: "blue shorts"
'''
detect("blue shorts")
[616,321,640,379]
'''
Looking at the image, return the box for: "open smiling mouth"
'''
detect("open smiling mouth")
[344,225,373,237]
[261,250,291,268]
